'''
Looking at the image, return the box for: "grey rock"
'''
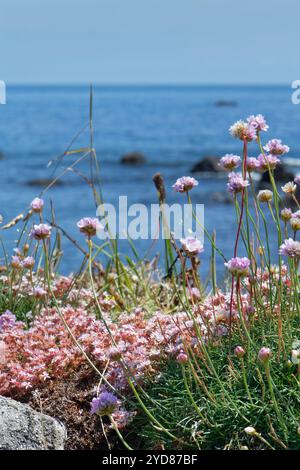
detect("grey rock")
[120,152,146,165]
[0,396,66,450]
[191,156,221,173]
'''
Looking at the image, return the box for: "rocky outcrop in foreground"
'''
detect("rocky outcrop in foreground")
[0,396,66,450]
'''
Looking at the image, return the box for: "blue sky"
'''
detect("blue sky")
[1,0,300,84]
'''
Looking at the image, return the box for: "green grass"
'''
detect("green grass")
[127,318,300,450]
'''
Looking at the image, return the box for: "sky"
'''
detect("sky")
[1,0,300,84]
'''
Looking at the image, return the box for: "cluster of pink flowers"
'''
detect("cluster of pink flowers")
[0,260,293,400]
[180,237,204,256]
[172,176,198,193]
[227,172,249,195]
[219,154,241,171]
[30,224,52,241]
[224,257,250,277]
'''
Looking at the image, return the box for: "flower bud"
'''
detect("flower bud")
[281,208,292,222]
[258,347,272,364]
[290,218,300,231]
[244,426,256,436]
[257,189,273,203]
[234,346,246,358]
[176,352,188,364]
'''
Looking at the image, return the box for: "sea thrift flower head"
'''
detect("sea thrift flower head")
[91,392,118,416]
[11,255,22,269]
[180,237,204,256]
[263,139,289,156]
[77,217,102,238]
[30,224,51,241]
[234,346,245,358]
[244,426,256,436]
[188,287,201,301]
[290,218,300,231]
[257,190,273,203]
[172,176,198,193]
[258,347,272,364]
[281,208,292,222]
[227,172,249,195]
[281,182,297,195]
[176,352,188,364]
[257,153,280,171]
[247,114,269,132]
[291,213,300,227]
[294,176,300,185]
[30,197,44,213]
[279,238,300,259]
[224,257,250,277]
[22,256,35,269]
[33,286,47,299]
[0,310,16,329]
[219,154,241,171]
[246,157,260,172]
[229,120,256,141]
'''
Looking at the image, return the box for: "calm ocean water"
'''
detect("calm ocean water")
[0,85,299,277]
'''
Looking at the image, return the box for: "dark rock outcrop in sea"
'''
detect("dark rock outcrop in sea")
[215,100,237,107]
[0,396,66,450]
[120,152,146,165]
[191,156,221,173]
[25,178,65,187]
[257,164,295,190]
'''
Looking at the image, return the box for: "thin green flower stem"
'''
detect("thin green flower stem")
[264,363,288,441]
[109,416,133,451]
[181,365,214,427]
[240,358,253,404]
[186,193,227,262]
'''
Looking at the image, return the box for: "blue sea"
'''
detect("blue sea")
[0,85,299,277]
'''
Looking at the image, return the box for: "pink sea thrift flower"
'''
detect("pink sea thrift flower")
[229,120,256,141]
[219,154,241,171]
[224,257,250,277]
[257,153,280,172]
[263,139,289,156]
[22,256,35,269]
[11,255,22,269]
[30,197,44,213]
[180,237,204,256]
[33,286,47,299]
[30,224,51,241]
[91,392,118,416]
[77,217,102,238]
[172,176,198,193]
[246,157,260,172]
[258,347,272,363]
[227,172,249,194]
[176,352,188,364]
[234,346,245,358]
[279,238,300,259]
[247,114,269,132]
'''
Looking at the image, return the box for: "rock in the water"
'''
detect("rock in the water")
[0,396,66,450]
[215,100,237,107]
[257,164,295,190]
[25,178,64,187]
[191,156,221,173]
[120,152,146,165]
